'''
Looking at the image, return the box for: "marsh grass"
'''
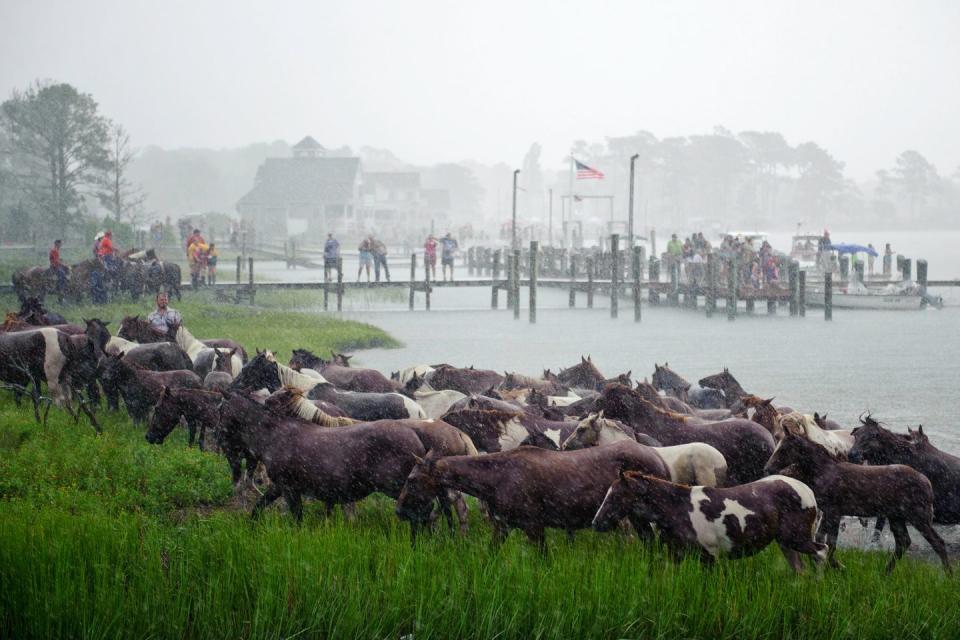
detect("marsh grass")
[1,397,958,639]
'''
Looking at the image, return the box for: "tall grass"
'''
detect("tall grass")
[1,397,958,639]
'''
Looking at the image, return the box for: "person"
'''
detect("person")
[147,292,182,336]
[48,239,67,294]
[867,243,876,277]
[666,233,683,270]
[92,231,104,258]
[883,243,893,278]
[440,232,459,281]
[423,234,438,280]
[90,262,108,304]
[372,237,390,282]
[186,228,205,257]
[206,243,219,285]
[357,237,373,282]
[324,233,340,282]
[97,229,117,276]
[189,238,208,288]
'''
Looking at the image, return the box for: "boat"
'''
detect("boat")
[804,279,942,310]
[789,233,822,266]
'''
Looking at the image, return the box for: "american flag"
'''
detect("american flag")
[575,159,605,180]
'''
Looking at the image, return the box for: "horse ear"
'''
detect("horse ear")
[581,355,587,363]
[598,409,604,419]
[411,453,425,465]
[814,411,821,421]
[626,370,632,379]
[724,367,729,373]
[918,425,925,437]
[764,397,774,406]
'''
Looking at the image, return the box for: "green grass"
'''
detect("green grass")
[1,397,959,639]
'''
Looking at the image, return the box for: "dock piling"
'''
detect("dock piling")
[408,253,416,310]
[336,257,343,311]
[586,257,595,308]
[824,271,832,321]
[632,246,642,322]
[491,249,501,309]
[610,234,620,319]
[918,259,928,308]
[568,255,577,308]
[529,241,538,323]
[799,270,806,317]
[726,258,737,321]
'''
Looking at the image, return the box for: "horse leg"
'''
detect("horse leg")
[820,514,844,570]
[914,519,952,575]
[525,527,547,554]
[872,517,886,544]
[451,491,469,534]
[283,489,304,523]
[490,519,509,548]
[628,514,655,542]
[777,511,828,570]
[436,491,455,532]
[227,454,243,490]
[186,417,196,447]
[778,544,805,574]
[250,483,283,520]
[886,519,911,574]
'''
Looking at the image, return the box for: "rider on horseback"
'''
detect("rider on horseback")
[48,239,67,294]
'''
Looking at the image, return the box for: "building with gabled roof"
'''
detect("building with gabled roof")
[236,136,360,240]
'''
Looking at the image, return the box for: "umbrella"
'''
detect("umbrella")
[827,243,878,257]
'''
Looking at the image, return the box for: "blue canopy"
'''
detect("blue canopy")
[828,243,879,257]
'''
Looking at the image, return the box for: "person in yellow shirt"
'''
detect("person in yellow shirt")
[206,243,219,285]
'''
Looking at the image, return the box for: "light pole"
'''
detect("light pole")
[548,188,553,247]
[628,153,639,248]
[511,169,520,250]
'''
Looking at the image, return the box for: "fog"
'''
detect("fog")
[1,0,959,237]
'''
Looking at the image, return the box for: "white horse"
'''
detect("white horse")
[269,387,355,427]
[546,392,581,407]
[775,412,853,458]
[174,325,242,376]
[564,412,728,487]
[395,364,435,386]
[411,382,466,419]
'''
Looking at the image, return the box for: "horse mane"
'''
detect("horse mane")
[622,470,689,490]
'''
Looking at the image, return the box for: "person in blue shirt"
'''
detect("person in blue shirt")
[323,233,340,282]
[440,233,459,282]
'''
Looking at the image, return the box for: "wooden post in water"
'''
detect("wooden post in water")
[236,255,241,284]
[290,239,296,268]
[425,255,432,311]
[705,253,716,317]
[336,257,343,311]
[745,293,754,314]
[726,257,737,321]
[491,249,501,309]
[610,234,620,319]
[586,257,595,308]
[632,246,642,322]
[798,270,807,317]
[902,258,912,282]
[513,250,521,320]
[788,261,799,316]
[648,258,660,305]
[247,257,255,305]
[917,259,928,308]
[650,229,657,258]
[529,241,538,324]
[824,271,832,321]
[408,253,417,310]
[839,255,850,282]
[467,247,474,276]
[568,255,577,308]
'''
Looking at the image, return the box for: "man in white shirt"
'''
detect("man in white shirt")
[147,292,182,336]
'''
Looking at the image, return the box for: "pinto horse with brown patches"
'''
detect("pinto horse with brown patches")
[765,432,952,574]
[440,407,576,452]
[397,441,671,551]
[596,384,774,484]
[592,471,826,572]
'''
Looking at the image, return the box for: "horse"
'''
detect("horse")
[289,348,398,393]
[98,352,202,424]
[171,324,242,379]
[849,417,960,527]
[561,412,727,486]
[650,363,728,410]
[405,381,466,420]
[500,372,569,397]
[0,327,73,406]
[427,364,504,395]
[775,412,853,457]
[698,368,748,410]
[440,407,577,453]
[634,380,732,421]
[398,441,671,551]
[217,391,475,539]
[14,297,69,326]
[143,259,182,301]
[765,432,952,574]
[203,348,236,392]
[595,384,775,484]
[263,386,356,427]
[117,316,247,362]
[145,386,223,450]
[554,356,606,391]
[593,471,826,573]
[391,364,436,386]
[12,267,59,303]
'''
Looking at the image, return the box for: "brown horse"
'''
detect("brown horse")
[12,267,59,302]
[98,352,202,424]
[146,386,222,449]
[634,380,732,421]
[216,391,475,538]
[555,355,606,390]
[203,348,236,392]
[427,364,504,395]
[440,407,576,453]
[765,432,951,574]
[593,471,826,572]
[596,384,775,484]
[288,348,398,393]
[117,315,247,362]
[397,441,671,551]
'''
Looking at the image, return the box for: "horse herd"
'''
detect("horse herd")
[3,306,959,576]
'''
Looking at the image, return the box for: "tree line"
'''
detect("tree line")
[0,80,146,243]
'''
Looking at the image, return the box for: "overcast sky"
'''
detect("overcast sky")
[2,0,958,179]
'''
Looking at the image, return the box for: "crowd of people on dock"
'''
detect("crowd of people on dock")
[322,232,461,283]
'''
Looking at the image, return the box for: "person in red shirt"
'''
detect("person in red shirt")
[97,230,117,273]
[186,228,205,256]
[49,239,67,292]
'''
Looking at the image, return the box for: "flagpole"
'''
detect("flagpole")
[567,150,574,249]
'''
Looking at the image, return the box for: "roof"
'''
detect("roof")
[360,172,421,194]
[237,157,360,207]
[293,136,325,151]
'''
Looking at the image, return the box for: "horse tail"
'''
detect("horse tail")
[458,430,480,457]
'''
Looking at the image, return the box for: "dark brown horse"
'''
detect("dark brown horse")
[634,380,732,421]
[216,391,475,537]
[98,352,202,424]
[850,418,960,527]
[554,356,606,390]
[427,364,504,395]
[145,386,222,449]
[592,471,826,572]
[12,267,59,302]
[397,441,671,551]
[288,348,398,393]
[651,363,727,410]
[765,432,951,574]
[596,384,775,484]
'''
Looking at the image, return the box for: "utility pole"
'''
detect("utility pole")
[511,169,520,250]
[548,188,553,247]
[628,153,639,248]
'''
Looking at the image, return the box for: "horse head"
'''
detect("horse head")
[848,415,911,464]
[330,351,353,367]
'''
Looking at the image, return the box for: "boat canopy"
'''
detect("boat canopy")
[828,243,878,257]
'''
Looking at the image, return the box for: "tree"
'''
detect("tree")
[97,123,147,227]
[792,142,847,220]
[1,81,110,236]
[421,163,484,215]
[883,150,939,216]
